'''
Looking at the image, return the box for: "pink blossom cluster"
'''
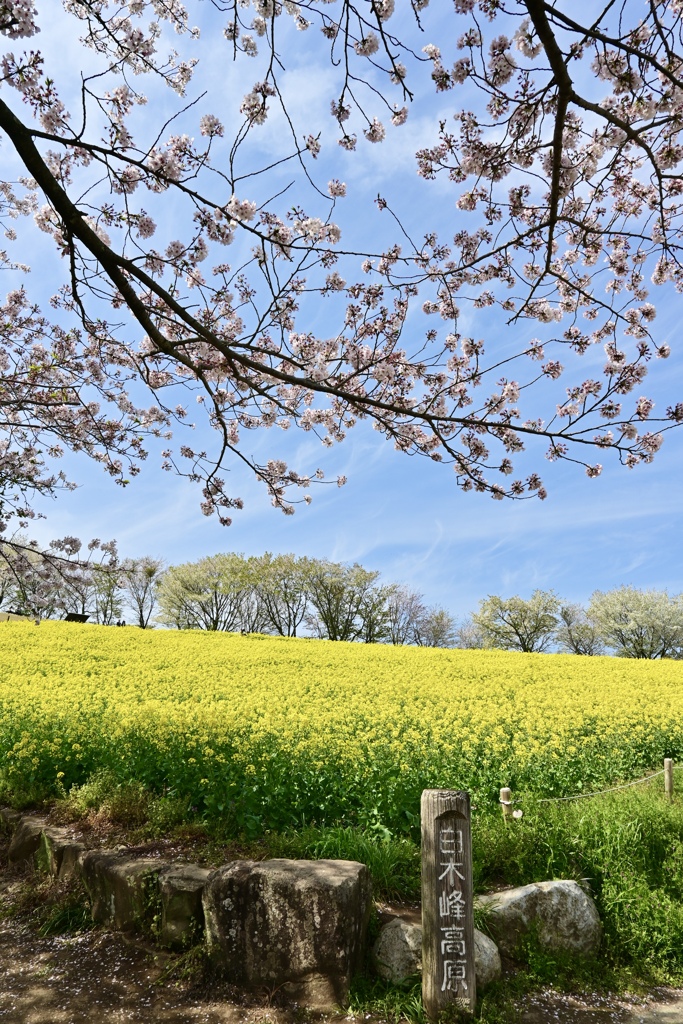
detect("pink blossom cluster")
[0,0,680,531]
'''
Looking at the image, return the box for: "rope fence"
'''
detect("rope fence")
[499,758,678,819]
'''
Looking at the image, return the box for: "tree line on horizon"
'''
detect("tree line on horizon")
[0,541,680,659]
[0,544,454,645]
[460,589,683,660]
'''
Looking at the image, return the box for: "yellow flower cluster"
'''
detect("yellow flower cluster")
[1,621,682,833]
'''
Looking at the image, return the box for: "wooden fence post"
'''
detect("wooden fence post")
[421,789,476,1018]
[500,787,512,820]
[665,758,674,801]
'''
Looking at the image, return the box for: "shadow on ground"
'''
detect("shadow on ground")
[0,919,276,1024]
[521,990,683,1024]
[3,846,683,1024]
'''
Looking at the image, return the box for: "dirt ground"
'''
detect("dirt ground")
[519,991,683,1024]
[0,838,340,1024]
[3,833,683,1024]
[0,916,274,1024]
[4,907,683,1024]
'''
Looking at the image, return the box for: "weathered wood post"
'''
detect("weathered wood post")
[421,789,476,1018]
[500,787,512,820]
[665,758,674,801]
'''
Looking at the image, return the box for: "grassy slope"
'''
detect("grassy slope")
[2,620,683,831]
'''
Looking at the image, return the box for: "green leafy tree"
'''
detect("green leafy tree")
[305,562,380,641]
[556,603,604,656]
[157,553,256,631]
[357,584,394,644]
[472,591,560,653]
[253,553,312,637]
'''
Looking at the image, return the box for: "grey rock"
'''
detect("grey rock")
[158,863,211,949]
[7,816,46,865]
[58,842,87,881]
[479,880,602,957]
[474,929,502,988]
[81,851,169,932]
[0,807,21,827]
[203,858,372,1008]
[36,827,86,880]
[372,918,422,983]
[372,919,501,990]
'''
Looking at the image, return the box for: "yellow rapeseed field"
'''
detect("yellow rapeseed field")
[1,620,682,833]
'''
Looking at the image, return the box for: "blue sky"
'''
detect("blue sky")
[10,0,683,620]
[28,373,683,621]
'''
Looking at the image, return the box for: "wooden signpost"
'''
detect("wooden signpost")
[421,789,476,1018]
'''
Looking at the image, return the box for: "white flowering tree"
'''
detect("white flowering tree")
[588,586,683,658]
[0,0,682,542]
[0,535,118,616]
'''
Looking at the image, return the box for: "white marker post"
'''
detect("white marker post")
[421,789,476,1018]
[665,758,674,801]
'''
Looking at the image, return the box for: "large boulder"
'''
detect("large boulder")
[372,919,501,990]
[478,880,601,957]
[81,851,169,932]
[474,929,502,989]
[372,918,422,983]
[158,863,212,949]
[7,816,46,865]
[203,858,372,1008]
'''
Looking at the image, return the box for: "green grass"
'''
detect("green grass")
[37,893,92,936]
[11,774,683,1017]
[275,783,683,985]
[266,825,421,900]
[50,772,683,979]
[330,784,683,1018]
[348,977,427,1024]
[471,785,683,980]
[0,868,93,937]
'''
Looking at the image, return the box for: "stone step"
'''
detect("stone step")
[203,857,372,1009]
[36,827,87,880]
[81,850,170,934]
[7,816,47,865]
[159,863,212,949]
[4,812,376,1008]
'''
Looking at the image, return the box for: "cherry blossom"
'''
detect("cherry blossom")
[0,0,680,547]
